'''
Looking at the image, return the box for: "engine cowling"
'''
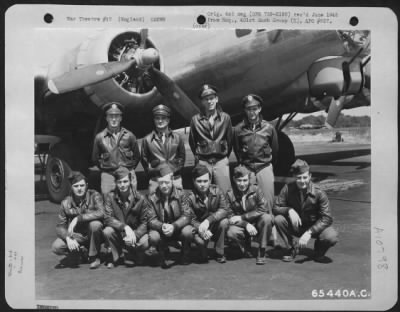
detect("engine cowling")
[47,29,163,111]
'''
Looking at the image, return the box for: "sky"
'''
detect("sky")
[35,28,370,118]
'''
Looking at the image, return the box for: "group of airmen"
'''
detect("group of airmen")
[51,84,338,269]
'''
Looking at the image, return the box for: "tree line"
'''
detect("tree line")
[286,113,371,128]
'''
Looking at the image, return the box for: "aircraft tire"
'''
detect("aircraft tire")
[45,155,72,203]
[274,131,296,176]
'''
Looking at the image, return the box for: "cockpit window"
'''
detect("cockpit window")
[235,29,252,38]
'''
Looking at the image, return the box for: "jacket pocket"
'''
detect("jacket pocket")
[197,141,210,154]
[219,140,227,153]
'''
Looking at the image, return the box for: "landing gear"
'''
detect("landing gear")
[46,155,71,203]
[45,143,88,203]
[273,113,297,176]
[274,131,295,176]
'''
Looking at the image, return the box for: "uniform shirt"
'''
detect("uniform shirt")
[183,184,231,229]
[92,127,140,171]
[104,187,148,240]
[225,184,268,228]
[141,129,186,178]
[56,189,104,240]
[233,117,278,173]
[147,187,190,233]
[189,108,233,161]
[273,181,333,235]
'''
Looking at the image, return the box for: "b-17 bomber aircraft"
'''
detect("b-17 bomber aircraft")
[34,28,370,202]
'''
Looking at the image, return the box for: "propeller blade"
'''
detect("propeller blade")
[140,28,148,49]
[148,67,200,121]
[325,96,346,128]
[48,48,159,94]
[48,60,136,94]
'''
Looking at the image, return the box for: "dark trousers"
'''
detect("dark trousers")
[184,218,229,256]
[148,227,193,259]
[227,213,273,251]
[274,214,338,256]
[103,226,150,262]
[51,220,103,257]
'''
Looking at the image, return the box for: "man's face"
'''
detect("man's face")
[154,115,170,131]
[295,171,311,190]
[201,94,218,112]
[106,113,122,129]
[158,173,173,196]
[71,179,87,197]
[194,173,211,194]
[116,175,131,193]
[245,105,261,123]
[234,175,250,192]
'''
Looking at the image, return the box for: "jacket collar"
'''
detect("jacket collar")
[295,181,316,198]
[150,128,172,141]
[114,187,139,206]
[232,183,257,199]
[70,190,90,208]
[199,107,222,120]
[154,186,180,203]
[243,116,262,129]
[193,185,217,201]
[104,127,127,137]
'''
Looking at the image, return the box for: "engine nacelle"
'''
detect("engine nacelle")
[47,29,163,112]
[308,56,364,99]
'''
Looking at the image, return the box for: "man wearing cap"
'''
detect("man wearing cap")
[103,167,150,268]
[225,165,273,265]
[51,171,104,269]
[189,84,233,193]
[141,104,186,194]
[233,94,278,214]
[147,164,192,268]
[92,102,141,195]
[273,159,338,263]
[182,164,230,263]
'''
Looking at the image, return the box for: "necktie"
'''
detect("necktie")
[242,195,247,212]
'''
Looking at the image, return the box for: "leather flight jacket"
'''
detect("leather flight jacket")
[56,189,105,240]
[92,127,140,171]
[225,184,269,227]
[189,109,233,162]
[183,184,231,229]
[104,188,148,240]
[273,181,333,235]
[233,118,279,173]
[147,187,191,233]
[141,129,186,178]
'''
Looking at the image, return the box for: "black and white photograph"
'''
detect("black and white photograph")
[4,5,397,310]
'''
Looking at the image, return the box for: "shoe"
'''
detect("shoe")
[89,257,101,269]
[282,247,297,262]
[124,258,135,267]
[180,255,191,265]
[107,262,115,269]
[79,246,89,264]
[313,255,332,264]
[215,254,226,263]
[256,256,267,265]
[243,249,253,258]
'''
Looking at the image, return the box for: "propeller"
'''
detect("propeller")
[148,66,200,121]
[48,47,159,94]
[140,28,148,49]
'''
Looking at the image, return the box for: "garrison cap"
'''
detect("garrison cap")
[199,84,218,98]
[192,164,210,179]
[104,102,124,115]
[113,166,131,180]
[152,104,171,117]
[68,171,87,185]
[242,94,264,108]
[156,163,173,178]
[290,159,310,175]
[233,165,251,178]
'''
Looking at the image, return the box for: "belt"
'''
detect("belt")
[199,156,225,165]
